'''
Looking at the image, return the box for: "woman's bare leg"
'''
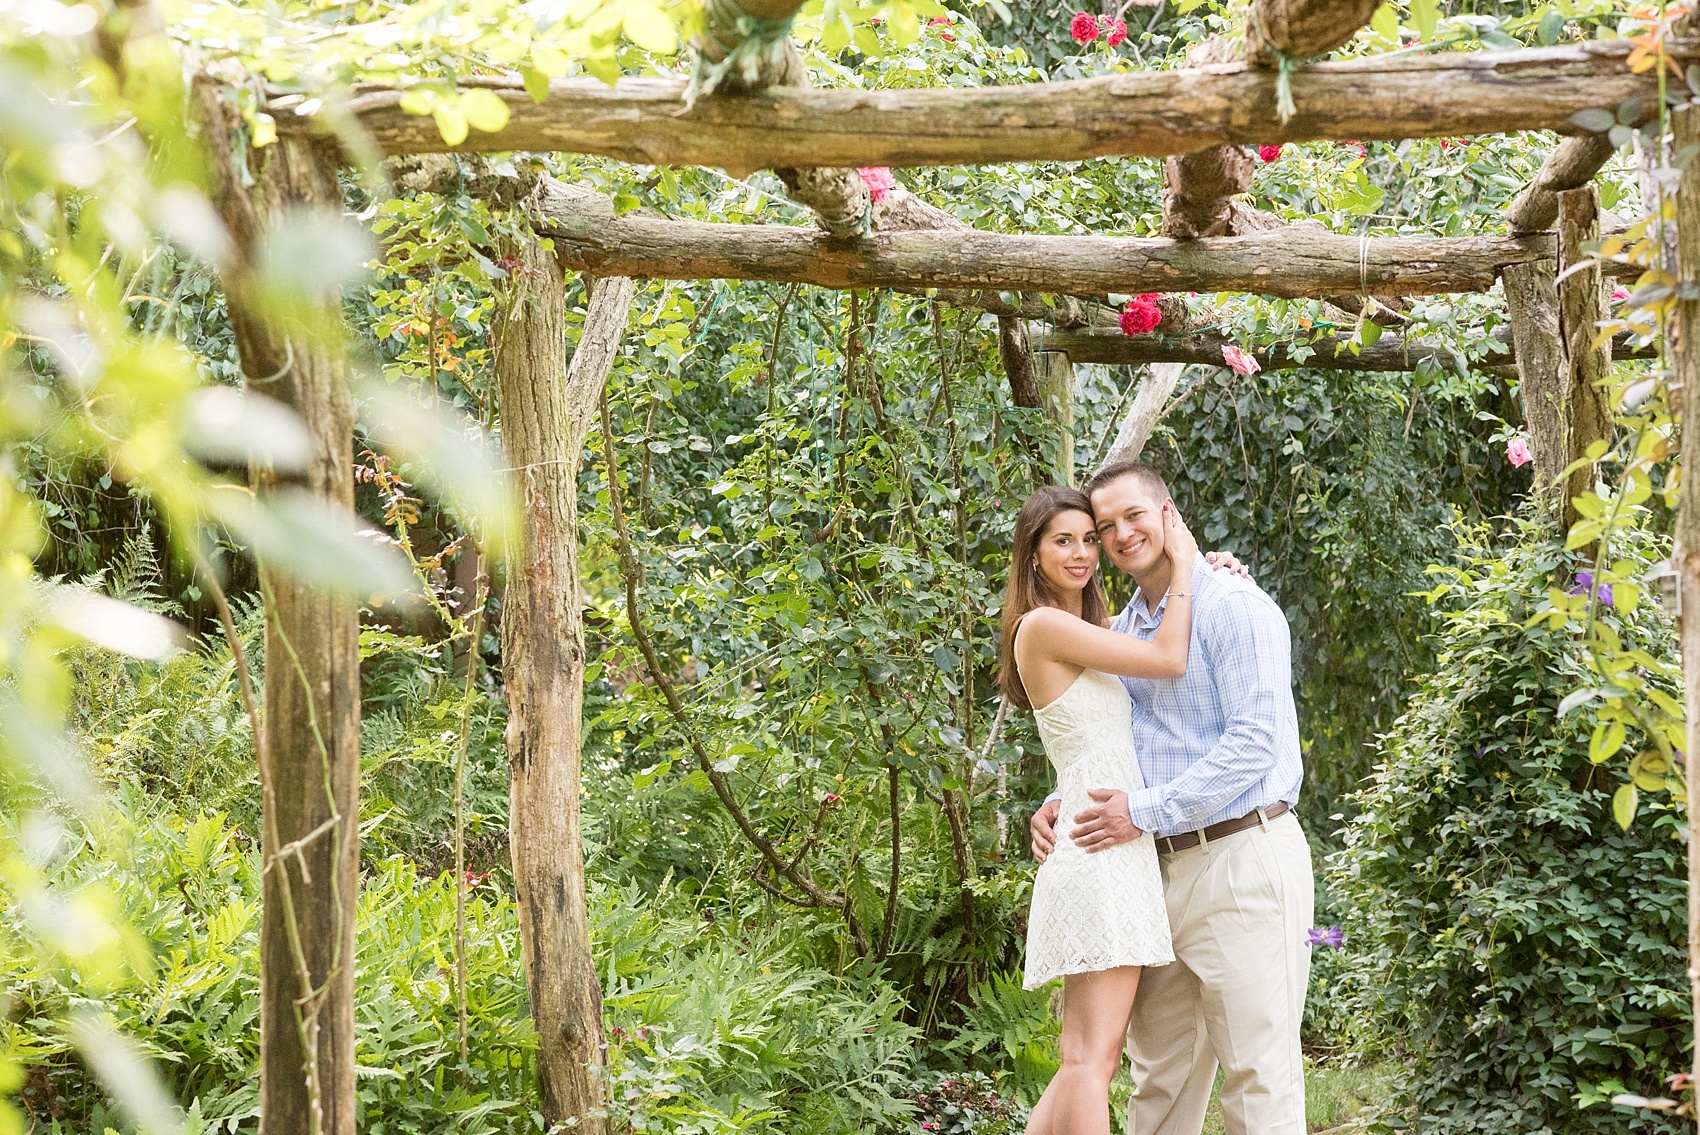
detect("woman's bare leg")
[1025,967,1143,1135]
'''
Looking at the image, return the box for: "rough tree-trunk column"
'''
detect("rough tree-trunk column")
[1670,102,1700,1102]
[1037,351,1076,485]
[1502,260,1566,510]
[1555,185,1614,523]
[194,81,361,1135]
[498,250,635,1132]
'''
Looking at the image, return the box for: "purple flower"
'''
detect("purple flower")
[1305,926,1345,950]
[1567,571,1612,606]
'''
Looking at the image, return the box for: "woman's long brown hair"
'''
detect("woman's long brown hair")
[998,486,1109,710]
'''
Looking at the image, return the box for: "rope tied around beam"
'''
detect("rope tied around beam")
[686,0,798,107]
[1245,4,1300,122]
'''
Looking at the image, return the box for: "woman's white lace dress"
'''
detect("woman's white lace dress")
[1024,668,1174,988]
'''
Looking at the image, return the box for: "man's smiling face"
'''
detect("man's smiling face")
[1090,473,1170,578]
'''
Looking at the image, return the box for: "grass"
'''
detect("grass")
[1197,1061,1389,1134]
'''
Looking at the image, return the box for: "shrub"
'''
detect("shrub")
[1328,517,1689,1133]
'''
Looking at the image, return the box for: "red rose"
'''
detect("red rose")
[1070,11,1099,42]
[1258,143,1282,163]
[928,15,954,40]
[1105,18,1127,45]
[1119,294,1162,336]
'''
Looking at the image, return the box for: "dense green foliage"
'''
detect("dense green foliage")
[1329,519,1690,1133]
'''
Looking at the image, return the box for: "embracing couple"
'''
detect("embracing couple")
[1000,460,1313,1135]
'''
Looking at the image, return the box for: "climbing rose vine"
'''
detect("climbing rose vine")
[857,166,896,203]
[1221,344,1260,375]
[1119,294,1162,335]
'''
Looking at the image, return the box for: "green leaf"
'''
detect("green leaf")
[1359,319,1383,348]
[1612,782,1639,829]
[1558,687,1603,716]
[1369,3,1398,43]
[1588,720,1625,765]
[521,66,550,104]
[432,105,469,146]
[1410,0,1439,39]
[623,3,680,53]
[1569,108,1616,133]
[460,89,511,133]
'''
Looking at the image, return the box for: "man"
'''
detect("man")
[1029,460,1312,1135]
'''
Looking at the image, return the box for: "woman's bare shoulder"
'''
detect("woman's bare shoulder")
[1018,606,1077,632]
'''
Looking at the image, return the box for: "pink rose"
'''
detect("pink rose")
[1119,294,1162,336]
[1105,17,1127,45]
[1070,11,1099,42]
[1612,285,1630,303]
[1506,437,1532,468]
[857,166,896,203]
[1258,143,1282,163]
[1221,344,1260,375]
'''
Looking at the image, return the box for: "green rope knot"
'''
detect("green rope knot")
[685,0,798,108]
[1245,8,1300,125]
[1272,46,1297,123]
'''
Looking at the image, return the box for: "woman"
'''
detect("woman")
[999,484,1196,1135]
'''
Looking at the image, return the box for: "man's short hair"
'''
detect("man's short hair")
[1082,460,1170,505]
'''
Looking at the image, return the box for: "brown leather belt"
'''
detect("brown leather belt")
[1154,801,1291,855]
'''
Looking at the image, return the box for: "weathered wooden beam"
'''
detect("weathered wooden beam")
[314,42,1676,168]
[1165,0,1378,240]
[1035,322,1651,372]
[533,180,1549,298]
[1507,134,1618,234]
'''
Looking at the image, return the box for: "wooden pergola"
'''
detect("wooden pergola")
[182,0,1700,1129]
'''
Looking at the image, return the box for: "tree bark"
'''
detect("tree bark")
[1037,351,1076,485]
[1036,322,1649,372]
[498,256,633,1132]
[1164,143,1256,239]
[1506,134,1618,234]
[1672,100,1700,1110]
[310,42,1675,169]
[1502,260,1566,510]
[533,180,1553,298]
[1099,363,1189,468]
[998,316,1042,409]
[194,79,360,1135]
[1555,185,1614,524]
[1243,0,1382,64]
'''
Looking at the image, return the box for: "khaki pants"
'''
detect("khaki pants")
[1126,809,1314,1135]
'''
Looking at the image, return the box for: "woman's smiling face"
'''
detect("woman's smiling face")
[1033,508,1101,595]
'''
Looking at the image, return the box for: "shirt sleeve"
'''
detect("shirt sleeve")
[1124,590,1291,835]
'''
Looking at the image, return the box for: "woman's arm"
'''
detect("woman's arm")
[1020,602,1193,679]
[1019,508,1199,680]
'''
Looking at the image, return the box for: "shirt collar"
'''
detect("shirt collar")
[1129,553,1202,628]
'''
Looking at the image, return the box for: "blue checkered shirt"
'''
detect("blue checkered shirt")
[1110,553,1304,839]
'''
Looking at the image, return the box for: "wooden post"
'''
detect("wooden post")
[1555,185,1613,522]
[498,253,633,1133]
[194,81,360,1135]
[1100,363,1189,468]
[1670,101,1700,1108]
[1037,350,1076,485]
[1502,260,1566,511]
